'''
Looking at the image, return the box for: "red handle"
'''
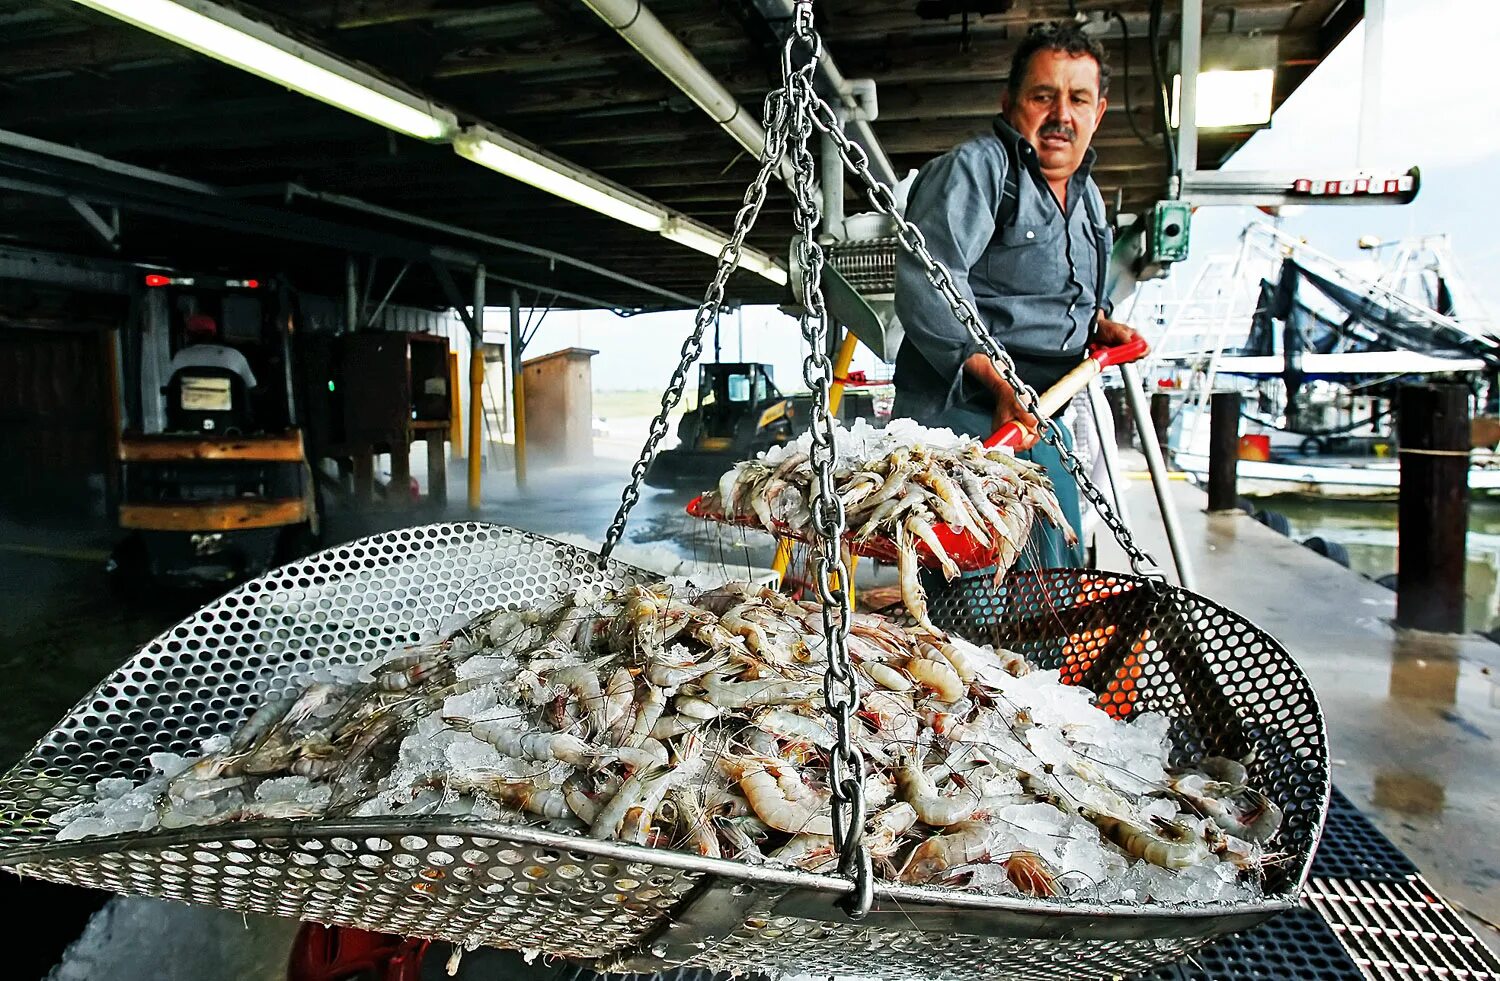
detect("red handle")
[1089,335,1151,369]
[984,338,1150,449]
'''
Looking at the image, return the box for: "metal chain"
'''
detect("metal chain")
[598,89,792,564]
[784,3,871,917]
[802,95,1161,576]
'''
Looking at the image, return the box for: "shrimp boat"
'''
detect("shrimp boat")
[1132,222,1500,499]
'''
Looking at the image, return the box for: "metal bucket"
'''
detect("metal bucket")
[0,523,1329,981]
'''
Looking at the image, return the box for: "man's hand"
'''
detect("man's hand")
[992,390,1040,450]
[1094,314,1141,348]
[963,353,1040,450]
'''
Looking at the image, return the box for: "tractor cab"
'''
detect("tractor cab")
[680,362,789,453]
[112,272,316,586]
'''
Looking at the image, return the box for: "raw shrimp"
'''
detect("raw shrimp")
[895,523,941,636]
[719,755,833,835]
[446,716,599,767]
[1085,810,1212,870]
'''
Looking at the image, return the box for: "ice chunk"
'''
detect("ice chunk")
[444,684,499,719]
[197,734,232,755]
[254,776,315,803]
[442,734,517,776]
[94,777,137,800]
[55,816,121,841]
[147,753,191,780]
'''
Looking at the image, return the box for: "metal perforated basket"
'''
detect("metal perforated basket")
[0,523,1329,981]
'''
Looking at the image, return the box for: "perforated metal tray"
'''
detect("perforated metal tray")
[0,523,1329,980]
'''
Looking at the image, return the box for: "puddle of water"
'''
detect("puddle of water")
[1256,497,1500,632]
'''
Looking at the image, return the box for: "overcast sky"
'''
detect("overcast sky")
[521,0,1498,392]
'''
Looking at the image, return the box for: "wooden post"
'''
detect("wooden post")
[1397,383,1470,633]
[426,432,447,507]
[1151,391,1172,457]
[389,439,411,511]
[352,451,374,507]
[1207,391,1241,512]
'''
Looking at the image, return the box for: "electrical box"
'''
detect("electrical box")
[1150,201,1192,264]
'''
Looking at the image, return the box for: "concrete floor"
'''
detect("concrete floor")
[1098,458,1500,950]
[3,443,1498,975]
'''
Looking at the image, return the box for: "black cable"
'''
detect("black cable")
[1111,11,1162,149]
[1147,0,1179,178]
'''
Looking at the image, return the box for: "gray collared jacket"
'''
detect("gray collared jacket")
[893,115,1112,422]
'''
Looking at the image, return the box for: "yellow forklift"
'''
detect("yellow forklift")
[110,270,316,586]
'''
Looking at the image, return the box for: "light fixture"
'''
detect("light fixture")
[1170,35,1278,131]
[455,128,667,232]
[1171,69,1275,129]
[663,219,788,286]
[65,0,456,141]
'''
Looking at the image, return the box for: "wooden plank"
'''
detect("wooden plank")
[0,28,180,78]
[119,498,309,531]
[118,431,306,463]
[432,17,750,78]
[426,431,448,506]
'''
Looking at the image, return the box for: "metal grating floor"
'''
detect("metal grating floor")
[1304,877,1500,981]
[1130,786,1500,980]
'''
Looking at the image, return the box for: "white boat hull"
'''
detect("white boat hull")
[1173,452,1500,500]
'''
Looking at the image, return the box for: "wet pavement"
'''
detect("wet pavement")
[3,445,1499,974]
[1099,460,1500,950]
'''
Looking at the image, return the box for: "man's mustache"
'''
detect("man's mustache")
[1039,123,1076,142]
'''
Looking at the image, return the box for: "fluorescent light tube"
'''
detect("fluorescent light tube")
[66,0,455,141]
[1172,69,1275,129]
[455,129,666,232]
[663,219,788,285]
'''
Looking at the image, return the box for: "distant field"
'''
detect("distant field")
[593,389,689,419]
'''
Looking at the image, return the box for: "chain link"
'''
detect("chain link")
[601,0,1156,920]
[598,90,792,565]
[785,3,871,916]
[802,97,1161,576]
[599,0,874,916]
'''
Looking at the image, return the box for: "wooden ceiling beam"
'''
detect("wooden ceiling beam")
[0,27,181,77]
[431,16,750,78]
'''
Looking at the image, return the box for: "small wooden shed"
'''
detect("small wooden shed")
[522,347,598,465]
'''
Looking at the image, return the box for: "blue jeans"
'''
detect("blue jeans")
[905,402,1085,571]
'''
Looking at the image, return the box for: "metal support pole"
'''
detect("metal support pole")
[1120,363,1196,590]
[448,350,463,459]
[1357,0,1386,168]
[345,255,359,332]
[1207,391,1242,512]
[1396,383,1469,633]
[510,288,528,489]
[820,113,846,239]
[467,266,486,511]
[1177,0,1203,177]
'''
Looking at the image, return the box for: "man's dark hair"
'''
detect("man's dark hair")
[1007,23,1111,99]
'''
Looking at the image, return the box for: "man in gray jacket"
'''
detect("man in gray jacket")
[893,23,1141,568]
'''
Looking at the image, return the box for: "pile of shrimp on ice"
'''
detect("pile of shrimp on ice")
[55,581,1283,905]
[699,419,1075,630]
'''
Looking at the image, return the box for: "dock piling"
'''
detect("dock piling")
[1208,391,1242,512]
[1150,391,1172,454]
[1397,383,1470,633]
